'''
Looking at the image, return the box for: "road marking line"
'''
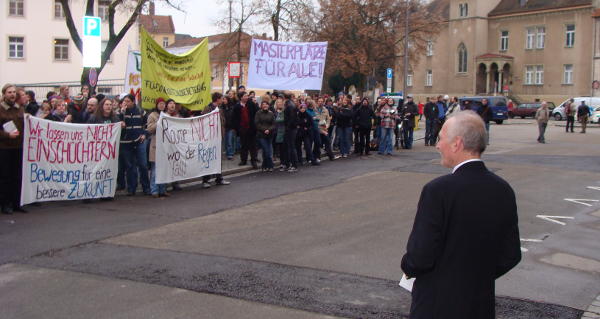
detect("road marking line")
[536,215,575,226]
[587,186,600,191]
[520,247,528,252]
[520,238,543,242]
[564,198,599,207]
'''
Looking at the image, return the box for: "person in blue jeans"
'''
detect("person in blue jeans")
[223,96,236,160]
[335,98,353,157]
[255,101,276,171]
[378,103,397,155]
[119,94,150,195]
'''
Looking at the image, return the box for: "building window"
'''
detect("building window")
[525,66,534,85]
[459,3,468,17]
[8,36,24,59]
[426,70,433,87]
[525,28,535,49]
[9,0,24,16]
[406,73,413,87]
[54,38,69,61]
[97,87,112,94]
[566,24,575,48]
[457,43,467,73]
[564,64,573,84]
[101,40,111,62]
[500,31,509,51]
[534,65,544,85]
[98,0,110,21]
[536,26,545,49]
[162,37,169,47]
[426,41,433,56]
[54,0,65,19]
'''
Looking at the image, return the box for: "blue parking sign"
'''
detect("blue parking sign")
[83,16,101,37]
[386,68,393,79]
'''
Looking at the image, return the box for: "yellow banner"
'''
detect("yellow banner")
[140,28,211,111]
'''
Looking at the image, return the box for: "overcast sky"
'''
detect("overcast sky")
[154,1,225,37]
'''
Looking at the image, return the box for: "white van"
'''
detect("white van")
[552,97,600,120]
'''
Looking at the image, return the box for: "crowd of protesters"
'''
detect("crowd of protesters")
[1,81,490,214]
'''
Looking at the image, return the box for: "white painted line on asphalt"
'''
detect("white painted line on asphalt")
[520,247,528,252]
[564,198,599,207]
[520,238,543,242]
[536,215,575,226]
[587,186,600,191]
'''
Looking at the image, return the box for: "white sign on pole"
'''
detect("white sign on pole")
[247,39,328,90]
[21,116,121,205]
[124,50,141,102]
[155,109,222,183]
[83,16,102,68]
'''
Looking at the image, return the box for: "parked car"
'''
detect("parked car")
[591,106,600,124]
[552,97,600,120]
[458,96,508,124]
[509,102,555,119]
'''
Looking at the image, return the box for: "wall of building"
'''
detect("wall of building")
[488,7,593,105]
[0,0,139,95]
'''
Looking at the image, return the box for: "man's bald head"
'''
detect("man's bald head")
[446,110,487,155]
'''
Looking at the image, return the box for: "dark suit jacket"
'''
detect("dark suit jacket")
[232,101,258,135]
[401,161,521,319]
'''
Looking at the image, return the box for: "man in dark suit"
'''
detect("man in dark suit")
[232,92,259,169]
[401,110,521,319]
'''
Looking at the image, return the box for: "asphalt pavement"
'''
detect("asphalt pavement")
[0,119,599,319]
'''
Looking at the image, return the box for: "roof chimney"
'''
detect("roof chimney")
[149,1,155,15]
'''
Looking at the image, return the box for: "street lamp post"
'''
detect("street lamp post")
[402,0,410,100]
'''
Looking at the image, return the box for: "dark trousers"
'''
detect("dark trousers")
[239,129,257,164]
[425,119,435,145]
[315,133,334,160]
[285,128,298,168]
[566,116,575,132]
[402,127,414,149]
[0,148,22,208]
[353,128,360,153]
[311,127,322,160]
[275,142,287,167]
[537,122,547,143]
[121,140,150,195]
[357,127,371,154]
[257,138,274,169]
[296,131,313,163]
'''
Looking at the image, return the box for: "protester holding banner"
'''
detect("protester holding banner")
[0,84,25,214]
[201,93,231,188]
[88,98,121,125]
[283,93,299,172]
[255,101,276,172]
[273,97,287,171]
[223,95,237,160]
[233,92,259,169]
[119,94,150,196]
[146,98,169,198]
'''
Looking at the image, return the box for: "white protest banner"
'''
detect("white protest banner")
[21,116,121,205]
[124,50,141,102]
[247,39,328,90]
[155,109,221,183]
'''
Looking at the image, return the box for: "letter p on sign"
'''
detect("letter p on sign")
[84,16,101,37]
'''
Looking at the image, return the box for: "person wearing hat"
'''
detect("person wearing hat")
[66,94,87,123]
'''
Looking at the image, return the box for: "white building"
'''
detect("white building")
[0,0,140,96]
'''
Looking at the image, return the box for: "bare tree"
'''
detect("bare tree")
[217,0,260,86]
[59,0,182,89]
[254,0,312,41]
[297,0,443,91]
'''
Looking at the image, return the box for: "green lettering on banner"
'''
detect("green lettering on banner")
[140,27,211,111]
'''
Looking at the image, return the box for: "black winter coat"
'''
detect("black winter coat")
[354,105,375,129]
[423,102,438,120]
[284,100,299,130]
[296,110,313,137]
[402,102,418,129]
[401,161,521,319]
[335,107,353,128]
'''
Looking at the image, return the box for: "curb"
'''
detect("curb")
[581,294,600,319]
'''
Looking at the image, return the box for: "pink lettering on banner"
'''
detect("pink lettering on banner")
[248,39,328,90]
